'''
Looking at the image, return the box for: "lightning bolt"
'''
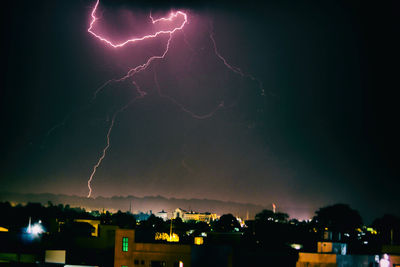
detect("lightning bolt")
[87,90,144,198]
[209,27,265,97]
[88,0,187,48]
[153,70,224,120]
[85,0,265,198]
[86,0,189,198]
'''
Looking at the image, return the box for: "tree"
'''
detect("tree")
[140,214,165,232]
[111,210,136,229]
[255,209,289,223]
[213,214,240,232]
[313,203,362,233]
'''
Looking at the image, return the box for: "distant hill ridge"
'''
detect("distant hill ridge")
[0,192,267,219]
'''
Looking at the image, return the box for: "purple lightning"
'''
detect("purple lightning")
[85,0,265,198]
[153,70,224,119]
[87,91,144,198]
[86,0,189,198]
[88,0,187,48]
[209,29,265,96]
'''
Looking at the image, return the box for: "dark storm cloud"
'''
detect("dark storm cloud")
[1,0,399,222]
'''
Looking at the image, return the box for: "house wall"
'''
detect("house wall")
[115,229,191,267]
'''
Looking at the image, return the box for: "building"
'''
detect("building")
[173,208,218,223]
[74,219,101,237]
[297,253,400,266]
[317,241,346,255]
[156,210,168,221]
[297,241,400,267]
[115,229,191,267]
[173,208,186,220]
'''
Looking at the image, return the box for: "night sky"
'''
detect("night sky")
[1,0,399,222]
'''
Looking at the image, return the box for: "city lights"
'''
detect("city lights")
[27,223,45,236]
[26,217,45,237]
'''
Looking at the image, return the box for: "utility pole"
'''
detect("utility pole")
[169,218,173,241]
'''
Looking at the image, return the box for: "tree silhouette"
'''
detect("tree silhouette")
[213,214,240,232]
[255,209,289,223]
[111,210,136,229]
[313,203,362,233]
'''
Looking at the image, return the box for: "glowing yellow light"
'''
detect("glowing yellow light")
[194,237,204,245]
[155,232,169,240]
[0,227,8,232]
[168,233,179,242]
[366,227,377,234]
[155,232,179,242]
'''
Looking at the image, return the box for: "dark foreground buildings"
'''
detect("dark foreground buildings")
[1,203,400,267]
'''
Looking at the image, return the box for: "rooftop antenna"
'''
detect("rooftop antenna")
[129,200,133,214]
[170,218,173,240]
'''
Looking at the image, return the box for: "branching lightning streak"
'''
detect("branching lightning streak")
[86,113,115,199]
[92,33,173,100]
[116,34,173,82]
[92,32,176,100]
[90,0,187,99]
[154,70,224,119]
[88,0,187,48]
[86,0,265,198]
[209,30,265,96]
[87,93,143,198]
[86,0,188,198]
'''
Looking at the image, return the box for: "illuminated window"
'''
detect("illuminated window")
[122,237,129,252]
[194,237,204,245]
[173,262,184,267]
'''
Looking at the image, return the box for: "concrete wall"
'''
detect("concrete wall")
[297,253,400,267]
[115,229,191,267]
[114,229,135,267]
[297,253,336,267]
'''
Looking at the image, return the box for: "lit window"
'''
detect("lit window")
[173,262,184,267]
[122,237,129,252]
[194,237,203,245]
